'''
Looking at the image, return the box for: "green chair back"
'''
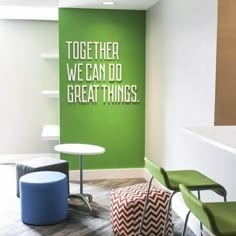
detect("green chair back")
[179,184,218,234]
[144,157,171,188]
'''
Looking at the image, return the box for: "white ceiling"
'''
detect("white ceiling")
[0,0,58,7]
[0,0,160,10]
[59,0,160,10]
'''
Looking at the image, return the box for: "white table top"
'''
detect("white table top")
[54,143,105,155]
[182,126,236,155]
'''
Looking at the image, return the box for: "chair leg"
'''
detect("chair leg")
[181,210,191,236]
[197,190,203,236]
[139,176,154,236]
[224,194,227,202]
[222,188,227,202]
[162,190,178,236]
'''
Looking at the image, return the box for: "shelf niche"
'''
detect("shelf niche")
[41,49,59,59]
[41,125,59,141]
[41,90,59,98]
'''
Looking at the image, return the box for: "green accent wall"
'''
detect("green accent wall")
[59,8,145,170]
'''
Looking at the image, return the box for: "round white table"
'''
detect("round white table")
[54,143,105,211]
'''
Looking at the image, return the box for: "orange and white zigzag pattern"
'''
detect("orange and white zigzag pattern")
[111,183,173,236]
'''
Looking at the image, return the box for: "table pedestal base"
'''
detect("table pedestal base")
[54,144,105,213]
[69,193,93,211]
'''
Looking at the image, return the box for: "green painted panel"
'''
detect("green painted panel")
[59,9,145,170]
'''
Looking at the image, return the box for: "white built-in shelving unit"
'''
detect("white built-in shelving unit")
[41,125,60,141]
[41,90,59,98]
[41,49,59,141]
[40,49,59,59]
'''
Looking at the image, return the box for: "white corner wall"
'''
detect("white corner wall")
[0,20,58,158]
[146,0,218,235]
[146,0,218,168]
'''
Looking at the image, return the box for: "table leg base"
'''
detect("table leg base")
[81,193,93,203]
[69,194,93,211]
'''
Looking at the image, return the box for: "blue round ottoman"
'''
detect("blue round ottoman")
[20,171,68,225]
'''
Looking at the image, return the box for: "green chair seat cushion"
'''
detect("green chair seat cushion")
[206,202,236,236]
[166,170,225,196]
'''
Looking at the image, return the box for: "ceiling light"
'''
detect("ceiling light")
[103,1,116,5]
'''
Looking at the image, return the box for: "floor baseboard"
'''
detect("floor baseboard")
[69,168,144,181]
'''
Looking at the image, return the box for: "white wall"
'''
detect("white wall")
[0,20,58,158]
[146,0,218,168]
[146,0,218,235]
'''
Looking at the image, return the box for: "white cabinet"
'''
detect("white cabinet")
[41,49,59,141]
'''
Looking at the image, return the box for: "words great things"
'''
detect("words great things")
[65,41,139,104]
